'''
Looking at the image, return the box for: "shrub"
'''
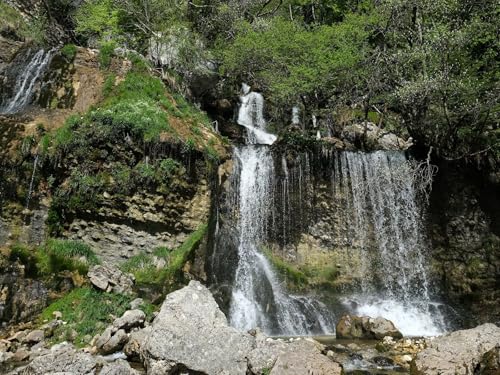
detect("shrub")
[98,40,116,69]
[60,44,77,61]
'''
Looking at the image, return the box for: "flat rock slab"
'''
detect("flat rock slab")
[411,323,500,375]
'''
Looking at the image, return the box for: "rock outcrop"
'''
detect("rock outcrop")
[88,264,134,295]
[336,314,403,340]
[410,323,500,375]
[342,122,413,151]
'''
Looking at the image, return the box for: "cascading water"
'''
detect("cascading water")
[228,84,335,335]
[237,84,277,145]
[0,48,53,114]
[334,151,446,336]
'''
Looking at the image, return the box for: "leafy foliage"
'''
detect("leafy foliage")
[60,44,77,61]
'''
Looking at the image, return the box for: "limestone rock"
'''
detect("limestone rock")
[336,314,402,340]
[410,323,500,375]
[129,298,144,310]
[112,309,145,331]
[270,339,343,375]
[100,359,139,375]
[342,122,412,151]
[88,265,134,294]
[476,345,500,374]
[123,326,151,361]
[23,329,44,344]
[7,343,99,374]
[141,280,254,375]
[102,329,128,355]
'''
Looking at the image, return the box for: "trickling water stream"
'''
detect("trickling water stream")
[0,48,53,114]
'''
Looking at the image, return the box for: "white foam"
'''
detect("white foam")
[344,296,445,337]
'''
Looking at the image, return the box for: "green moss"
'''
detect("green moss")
[39,287,132,347]
[262,247,308,290]
[60,44,77,61]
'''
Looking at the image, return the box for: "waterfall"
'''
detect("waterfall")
[227,86,334,335]
[25,154,39,211]
[0,49,53,114]
[337,151,445,336]
[237,84,277,145]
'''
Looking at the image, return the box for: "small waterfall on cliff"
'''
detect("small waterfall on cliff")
[228,85,334,335]
[337,151,445,336]
[25,154,39,211]
[237,84,277,145]
[0,49,53,114]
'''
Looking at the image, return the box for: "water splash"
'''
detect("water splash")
[1,49,53,114]
[339,151,445,336]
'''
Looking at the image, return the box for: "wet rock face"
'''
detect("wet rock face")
[0,259,48,326]
[410,323,500,375]
[429,160,500,325]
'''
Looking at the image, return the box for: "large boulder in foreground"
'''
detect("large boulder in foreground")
[141,280,254,375]
[336,314,403,340]
[410,323,500,375]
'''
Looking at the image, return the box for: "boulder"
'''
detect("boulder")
[95,308,146,354]
[23,329,44,344]
[100,359,139,375]
[141,280,254,375]
[476,345,500,374]
[7,343,98,374]
[269,339,342,375]
[410,323,500,375]
[6,342,139,375]
[88,265,134,295]
[336,315,402,340]
[98,329,128,355]
[123,326,151,361]
[112,309,145,331]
